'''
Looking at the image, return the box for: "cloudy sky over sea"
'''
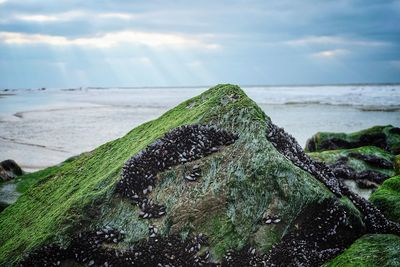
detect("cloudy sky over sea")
[0,0,400,88]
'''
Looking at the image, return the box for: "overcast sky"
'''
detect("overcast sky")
[0,0,399,88]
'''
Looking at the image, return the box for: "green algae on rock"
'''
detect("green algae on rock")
[395,155,400,175]
[370,175,400,223]
[307,146,396,189]
[305,125,400,154]
[308,146,395,177]
[0,85,398,266]
[324,234,400,267]
[0,155,83,211]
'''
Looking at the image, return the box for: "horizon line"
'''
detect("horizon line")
[2,82,400,91]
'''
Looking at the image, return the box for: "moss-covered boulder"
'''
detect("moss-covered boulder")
[395,155,400,175]
[0,159,24,182]
[325,234,400,267]
[0,156,78,211]
[308,146,396,189]
[370,176,400,223]
[0,85,398,266]
[305,125,400,154]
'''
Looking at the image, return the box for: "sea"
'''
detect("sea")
[0,84,399,172]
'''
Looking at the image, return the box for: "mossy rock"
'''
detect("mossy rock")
[305,125,400,154]
[370,176,400,223]
[395,155,400,175]
[0,155,80,211]
[0,84,392,266]
[324,234,400,267]
[307,146,396,178]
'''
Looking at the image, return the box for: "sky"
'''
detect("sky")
[0,0,399,88]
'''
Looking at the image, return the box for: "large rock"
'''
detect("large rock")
[306,126,400,191]
[0,159,23,182]
[305,125,400,154]
[324,234,400,267]
[395,155,400,175]
[0,162,63,212]
[0,85,398,266]
[370,175,400,223]
[308,146,396,189]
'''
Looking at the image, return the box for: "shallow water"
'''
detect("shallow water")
[343,180,372,199]
[0,85,399,172]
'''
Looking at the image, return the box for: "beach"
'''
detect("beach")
[1,84,399,172]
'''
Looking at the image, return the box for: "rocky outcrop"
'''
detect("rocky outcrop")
[0,159,23,182]
[370,175,400,223]
[324,234,400,267]
[305,125,400,155]
[1,85,399,266]
[308,146,396,190]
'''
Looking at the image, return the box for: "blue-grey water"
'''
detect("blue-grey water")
[0,85,399,172]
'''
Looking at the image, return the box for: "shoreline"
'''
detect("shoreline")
[0,85,399,172]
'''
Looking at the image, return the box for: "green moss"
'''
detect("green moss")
[200,214,245,259]
[307,146,395,177]
[369,175,400,223]
[395,155,400,175]
[305,125,400,154]
[0,84,363,265]
[324,234,400,267]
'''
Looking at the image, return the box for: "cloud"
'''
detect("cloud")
[6,11,136,23]
[138,57,152,65]
[0,30,220,49]
[97,13,136,20]
[187,60,202,67]
[12,11,85,22]
[311,49,349,59]
[285,36,389,47]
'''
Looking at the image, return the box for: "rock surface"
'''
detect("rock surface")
[370,175,400,223]
[305,125,400,155]
[0,85,399,266]
[324,234,400,267]
[0,159,23,182]
[308,146,396,190]
[0,160,24,211]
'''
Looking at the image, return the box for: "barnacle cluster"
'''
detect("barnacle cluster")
[306,132,390,152]
[19,227,125,267]
[18,121,399,267]
[116,124,238,219]
[266,122,400,243]
[267,122,342,196]
[20,125,238,266]
[19,226,211,267]
[329,156,390,189]
[223,199,364,267]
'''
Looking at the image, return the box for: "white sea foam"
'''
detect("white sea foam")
[243,84,400,109]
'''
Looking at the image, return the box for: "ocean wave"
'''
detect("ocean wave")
[259,101,400,112]
[358,106,400,112]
